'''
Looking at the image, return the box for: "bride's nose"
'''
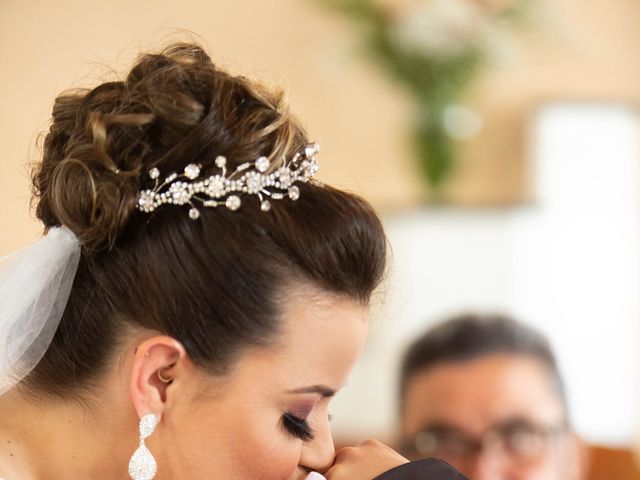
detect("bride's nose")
[298,419,335,473]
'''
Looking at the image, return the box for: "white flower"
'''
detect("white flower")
[137,190,155,212]
[245,171,263,194]
[169,182,190,205]
[390,0,493,58]
[277,167,293,188]
[206,176,226,197]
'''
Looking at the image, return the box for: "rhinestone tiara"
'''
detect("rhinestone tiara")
[136,142,320,219]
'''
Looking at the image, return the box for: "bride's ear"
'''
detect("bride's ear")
[129,335,187,419]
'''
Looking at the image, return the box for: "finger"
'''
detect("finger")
[323,465,345,480]
[333,446,358,462]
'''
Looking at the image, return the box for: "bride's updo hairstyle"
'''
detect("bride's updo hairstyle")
[27,43,386,398]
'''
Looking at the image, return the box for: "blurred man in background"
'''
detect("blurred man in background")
[398,314,586,480]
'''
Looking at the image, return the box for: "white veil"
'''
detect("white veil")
[0,226,80,395]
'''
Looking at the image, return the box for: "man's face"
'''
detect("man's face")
[400,354,581,480]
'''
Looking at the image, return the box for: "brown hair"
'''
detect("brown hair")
[27,43,387,398]
[399,314,567,413]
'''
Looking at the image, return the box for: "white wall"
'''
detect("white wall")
[512,103,640,445]
[331,102,640,447]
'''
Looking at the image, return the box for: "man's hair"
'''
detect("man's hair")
[399,313,567,411]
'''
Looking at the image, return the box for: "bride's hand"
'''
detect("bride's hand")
[324,439,409,480]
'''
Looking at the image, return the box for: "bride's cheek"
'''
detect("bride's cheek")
[244,429,303,479]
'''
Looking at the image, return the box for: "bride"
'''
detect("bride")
[0,43,464,480]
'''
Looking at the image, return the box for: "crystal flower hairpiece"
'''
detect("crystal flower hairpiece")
[136,142,320,219]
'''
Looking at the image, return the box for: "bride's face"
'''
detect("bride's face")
[157,287,370,479]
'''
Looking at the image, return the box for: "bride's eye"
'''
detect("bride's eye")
[282,412,315,441]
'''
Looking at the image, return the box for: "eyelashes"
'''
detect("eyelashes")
[282,412,315,441]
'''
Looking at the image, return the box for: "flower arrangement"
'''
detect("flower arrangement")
[318,0,534,194]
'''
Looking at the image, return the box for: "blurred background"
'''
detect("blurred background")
[1,0,639,478]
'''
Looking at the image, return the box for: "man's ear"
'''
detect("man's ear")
[129,335,187,420]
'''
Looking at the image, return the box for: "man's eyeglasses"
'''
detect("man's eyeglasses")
[403,419,568,465]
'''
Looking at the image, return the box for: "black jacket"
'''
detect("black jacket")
[374,458,468,480]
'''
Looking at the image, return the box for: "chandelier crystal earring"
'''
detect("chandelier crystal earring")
[128,413,158,480]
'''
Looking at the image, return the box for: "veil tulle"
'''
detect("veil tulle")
[0,226,80,395]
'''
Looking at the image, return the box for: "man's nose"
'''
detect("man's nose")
[468,451,507,480]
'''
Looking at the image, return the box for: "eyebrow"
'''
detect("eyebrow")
[418,417,553,435]
[287,385,337,398]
